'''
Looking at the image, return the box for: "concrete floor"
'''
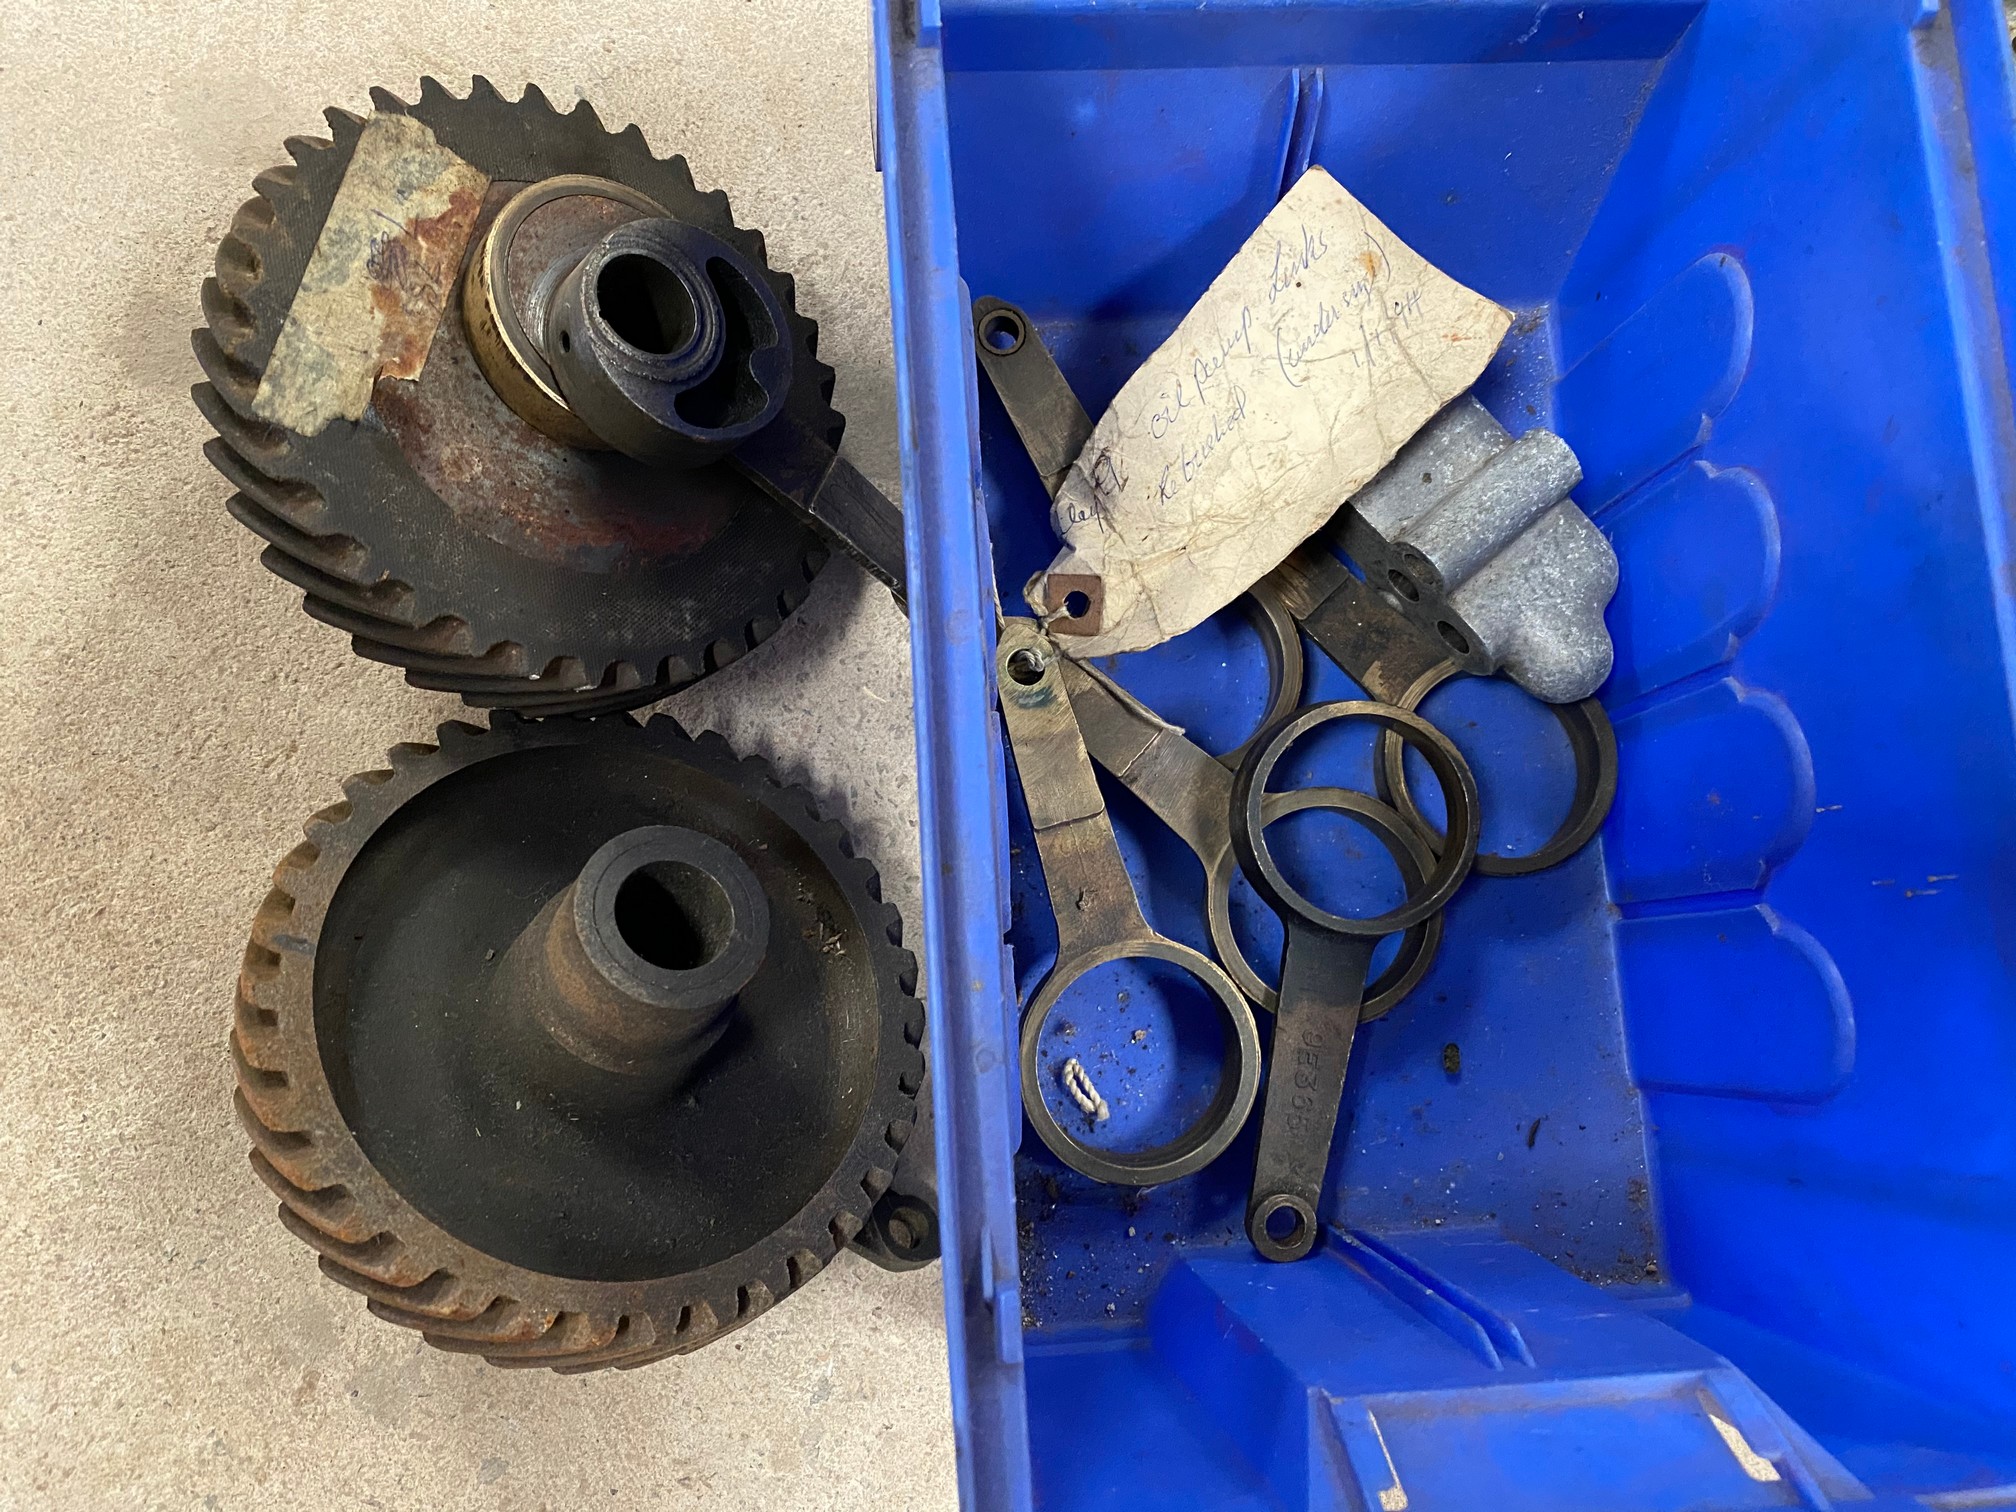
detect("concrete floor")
[0,3,955,1508]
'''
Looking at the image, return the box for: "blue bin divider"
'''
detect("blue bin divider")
[875,1,2016,1506]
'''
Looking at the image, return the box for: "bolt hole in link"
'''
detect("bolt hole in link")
[1437,621,1472,656]
[1062,589,1092,619]
[979,308,1027,354]
[1387,568,1421,602]
[1005,646,1048,686]
[1255,1194,1313,1261]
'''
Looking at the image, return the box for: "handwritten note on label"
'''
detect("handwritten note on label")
[1028,167,1512,657]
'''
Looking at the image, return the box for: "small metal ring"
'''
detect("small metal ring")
[1248,1192,1316,1264]
[1232,701,1480,937]
[1207,787,1442,1018]
[1018,938,1262,1187]
[1216,580,1308,773]
[1375,661,1618,878]
[974,305,1027,356]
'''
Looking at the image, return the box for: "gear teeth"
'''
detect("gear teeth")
[373,1295,559,1344]
[200,279,255,351]
[321,1264,492,1321]
[283,133,334,164]
[322,106,366,137]
[384,741,439,774]
[192,375,283,455]
[367,85,409,113]
[339,771,394,808]
[520,80,557,115]
[283,1214,433,1287]
[205,437,324,531]
[226,495,371,583]
[321,606,484,660]
[433,719,487,750]
[231,1002,289,1074]
[277,562,416,628]
[221,200,276,266]
[250,163,299,202]
[551,1320,682,1373]
[568,96,605,131]
[235,1094,326,1172]
[346,632,528,677]
[660,153,698,196]
[503,1315,657,1372]
[465,75,502,105]
[251,1154,384,1245]
[428,1309,621,1360]
[230,1033,292,1122]
[191,330,259,402]
[302,799,354,838]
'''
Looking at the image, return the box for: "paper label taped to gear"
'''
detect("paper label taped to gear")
[1027,166,1513,657]
[251,112,491,435]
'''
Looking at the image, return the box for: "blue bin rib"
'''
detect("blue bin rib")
[874,0,2016,1506]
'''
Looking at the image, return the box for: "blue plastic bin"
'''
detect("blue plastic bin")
[871,3,2016,1507]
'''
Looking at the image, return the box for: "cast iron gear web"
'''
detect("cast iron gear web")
[193,78,843,717]
[232,713,925,1370]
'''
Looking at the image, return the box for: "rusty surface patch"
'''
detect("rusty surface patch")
[252,112,490,434]
[370,181,740,569]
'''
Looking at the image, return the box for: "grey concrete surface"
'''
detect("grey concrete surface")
[0,3,956,1508]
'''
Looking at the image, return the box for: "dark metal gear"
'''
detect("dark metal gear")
[193,78,843,717]
[231,714,926,1370]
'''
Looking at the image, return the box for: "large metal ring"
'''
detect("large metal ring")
[1018,938,1262,1187]
[1375,661,1618,878]
[1207,787,1443,1017]
[1232,701,1480,937]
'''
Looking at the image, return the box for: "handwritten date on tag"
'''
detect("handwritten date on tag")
[1028,167,1512,657]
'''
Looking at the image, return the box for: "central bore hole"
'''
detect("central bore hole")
[613,860,736,971]
[596,253,698,355]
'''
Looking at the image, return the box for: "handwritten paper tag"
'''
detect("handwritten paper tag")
[1027,166,1512,657]
[252,112,490,435]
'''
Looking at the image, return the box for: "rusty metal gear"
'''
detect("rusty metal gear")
[232,714,925,1370]
[193,78,843,717]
